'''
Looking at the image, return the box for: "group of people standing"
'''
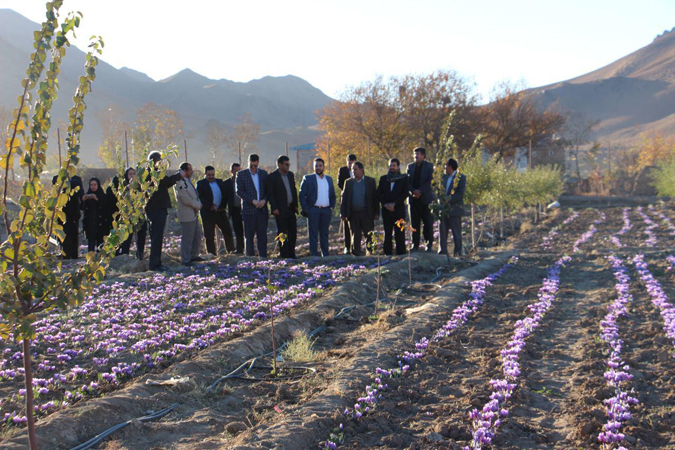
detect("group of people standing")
[57,146,467,270]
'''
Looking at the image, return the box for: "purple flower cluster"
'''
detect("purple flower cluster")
[0,259,369,427]
[632,254,675,359]
[540,211,580,251]
[637,206,658,247]
[598,255,638,448]
[612,208,632,248]
[330,257,519,449]
[667,255,675,273]
[466,256,571,449]
[573,212,606,253]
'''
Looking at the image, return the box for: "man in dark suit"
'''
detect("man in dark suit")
[439,158,466,257]
[236,154,269,257]
[145,151,185,271]
[224,163,244,254]
[299,158,336,257]
[196,165,235,255]
[406,147,434,252]
[341,162,378,256]
[378,158,408,256]
[337,154,356,254]
[266,155,298,258]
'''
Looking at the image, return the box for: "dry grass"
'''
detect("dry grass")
[281,331,318,363]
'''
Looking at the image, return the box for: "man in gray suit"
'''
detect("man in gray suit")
[439,158,466,257]
[299,158,336,257]
[236,154,269,257]
[406,147,434,252]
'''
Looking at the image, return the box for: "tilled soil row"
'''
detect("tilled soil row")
[0,254,471,449]
[226,253,517,449]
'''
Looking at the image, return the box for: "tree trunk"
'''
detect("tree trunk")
[23,338,38,450]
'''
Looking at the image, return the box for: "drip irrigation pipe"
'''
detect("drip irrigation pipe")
[70,403,179,450]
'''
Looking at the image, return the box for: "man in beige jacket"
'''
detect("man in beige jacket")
[175,162,203,266]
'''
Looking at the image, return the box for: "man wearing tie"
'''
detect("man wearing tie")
[378,158,408,255]
[266,155,299,258]
[439,158,466,257]
[299,158,336,257]
[236,154,269,257]
[196,165,235,255]
[406,147,435,252]
[337,154,356,254]
[224,163,244,254]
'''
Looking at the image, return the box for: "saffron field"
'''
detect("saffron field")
[1,203,675,449]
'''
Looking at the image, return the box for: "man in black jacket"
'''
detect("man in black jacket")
[341,162,378,256]
[224,163,244,254]
[378,158,408,255]
[145,151,185,271]
[196,165,235,255]
[337,154,356,254]
[439,158,466,257]
[406,147,435,252]
[266,155,298,258]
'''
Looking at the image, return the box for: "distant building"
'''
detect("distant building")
[289,143,318,175]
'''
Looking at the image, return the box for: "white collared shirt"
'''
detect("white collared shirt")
[209,181,221,209]
[251,170,260,201]
[446,171,456,194]
[315,174,330,207]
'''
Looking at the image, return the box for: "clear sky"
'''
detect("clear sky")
[1,0,673,100]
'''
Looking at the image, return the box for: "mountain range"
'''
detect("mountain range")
[1,8,674,166]
[530,27,675,147]
[0,9,331,166]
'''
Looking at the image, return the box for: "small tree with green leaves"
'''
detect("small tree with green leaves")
[651,158,675,198]
[0,3,167,448]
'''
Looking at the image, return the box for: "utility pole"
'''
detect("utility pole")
[184,139,188,161]
[529,139,533,169]
[607,141,612,177]
[367,136,371,168]
[285,141,288,157]
[238,141,242,165]
[327,140,331,172]
[124,130,129,167]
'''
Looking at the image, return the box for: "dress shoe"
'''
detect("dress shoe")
[438,250,448,255]
[190,256,205,262]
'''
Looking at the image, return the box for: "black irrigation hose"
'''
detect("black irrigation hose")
[70,403,179,450]
[206,263,446,392]
[228,365,317,382]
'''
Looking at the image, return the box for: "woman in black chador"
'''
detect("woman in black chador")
[82,177,109,252]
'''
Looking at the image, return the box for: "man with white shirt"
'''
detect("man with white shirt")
[174,162,204,266]
[196,165,235,255]
[439,158,466,257]
[299,158,336,257]
[236,154,269,257]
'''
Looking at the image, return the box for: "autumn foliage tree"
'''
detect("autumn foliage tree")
[482,81,566,161]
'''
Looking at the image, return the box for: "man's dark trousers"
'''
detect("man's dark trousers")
[203,210,235,254]
[274,213,297,258]
[348,210,374,256]
[146,208,168,269]
[440,215,462,256]
[63,221,79,259]
[243,209,268,257]
[308,206,331,256]
[229,207,244,253]
[410,197,433,248]
[382,209,406,255]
